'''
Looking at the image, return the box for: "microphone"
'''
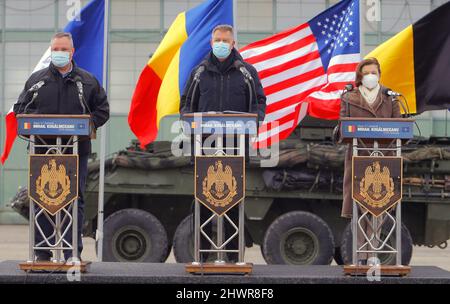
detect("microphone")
[188,62,207,112]
[73,75,91,115]
[343,83,354,93]
[385,89,401,97]
[193,60,207,82]
[234,60,257,113]
[193,65,205,81]
[28,80,46,92]
[383,87,410,116]
[74,76,84,98]
[23,77,48,113]
[341,83,354,117]
[234,60,253,80]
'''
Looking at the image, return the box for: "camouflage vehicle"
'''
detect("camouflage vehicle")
[9,117,450,265]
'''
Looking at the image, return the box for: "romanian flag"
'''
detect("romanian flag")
[366,2,450,114]
[128,0,233,148]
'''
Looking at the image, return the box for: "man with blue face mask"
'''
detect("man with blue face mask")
[179,25,266,263]
[180,24,266,120]
[14,32,110,262]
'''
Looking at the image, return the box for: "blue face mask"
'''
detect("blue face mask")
[212,42,231,59]
[51,51,71,67]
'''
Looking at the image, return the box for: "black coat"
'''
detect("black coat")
[14,62,110,155]
[180,49,266,121]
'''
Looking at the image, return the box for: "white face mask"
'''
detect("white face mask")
[362,74,379,89]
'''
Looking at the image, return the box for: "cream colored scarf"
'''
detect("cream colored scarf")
[359,84,380,105]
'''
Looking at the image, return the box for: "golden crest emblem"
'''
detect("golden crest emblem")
[36,159,71,206]
[202,160,237,207]
[359,161,395,208]
[195,156,244,216]
[29,155,78,215]
[352,156,402,217]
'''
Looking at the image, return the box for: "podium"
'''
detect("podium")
[181,112,257,274]
[16,114,92,273]
[340,117,414,276]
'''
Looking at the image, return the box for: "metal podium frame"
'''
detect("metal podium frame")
[28,134,79,263]
[17,114,92,272]
[340,117,414,276]
[183,113,256,274]
[351,138,402,265]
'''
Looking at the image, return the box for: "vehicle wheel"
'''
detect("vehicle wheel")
[97,238,172,263]
[10,186,30,220]
[102,208,168,263]
[262,211,335,265]
[260,243,267,263]
[172,214,195,263]
[340,221,413,265]
[172,214,222,263]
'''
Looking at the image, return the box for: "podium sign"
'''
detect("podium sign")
[195,156,244,216]
[352,156,402,217]
[17,114,91,136]
[29,155,79,215]
[182,112,258,135]
[340,118,414,141]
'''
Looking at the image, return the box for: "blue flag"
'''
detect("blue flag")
[33,0,105,83]
[65,0,105,83]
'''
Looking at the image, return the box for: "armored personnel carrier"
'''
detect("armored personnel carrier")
[9,117,450,265]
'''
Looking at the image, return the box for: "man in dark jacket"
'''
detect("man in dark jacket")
[179,25,266,262]
[14,32,110,261]
[180,25,266,120]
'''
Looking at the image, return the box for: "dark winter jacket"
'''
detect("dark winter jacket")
[179,48,266,121]
[14,62,110,155]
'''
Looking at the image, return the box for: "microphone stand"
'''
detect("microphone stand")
[189,67,204,112]
[244,77,253,113]
[23,91,39,114]
[394,95,409,117]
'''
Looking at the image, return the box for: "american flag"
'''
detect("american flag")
[240,0,360,148]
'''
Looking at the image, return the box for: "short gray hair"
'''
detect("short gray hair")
[51,32,74,48]
[212,24,234,37]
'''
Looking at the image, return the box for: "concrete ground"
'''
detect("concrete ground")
[1,225,449,270]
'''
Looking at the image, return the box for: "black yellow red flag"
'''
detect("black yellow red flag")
[367,2,450,114]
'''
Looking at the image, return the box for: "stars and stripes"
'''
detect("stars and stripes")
[240,0,360,147]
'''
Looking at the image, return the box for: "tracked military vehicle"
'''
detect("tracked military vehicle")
[9,117,450,265]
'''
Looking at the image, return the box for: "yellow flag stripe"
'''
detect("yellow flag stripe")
[148,12,188,80]
[156,49,182,125]
[366,25,417,114]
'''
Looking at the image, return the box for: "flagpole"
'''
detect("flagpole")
[97,0,109,262]
[0,0,6,202]
[233,0,237,44]
[360,0,365,57]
